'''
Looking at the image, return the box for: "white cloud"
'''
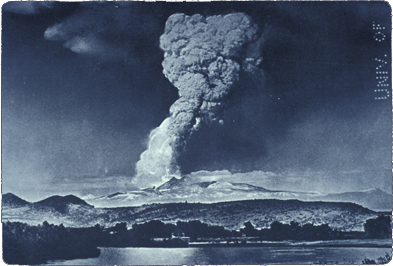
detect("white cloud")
[63,35,105,55]
[43,3,133,61]
[3,2,55,15]
[44,24,69,41]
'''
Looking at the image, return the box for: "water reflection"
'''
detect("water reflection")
[48,247,391,265]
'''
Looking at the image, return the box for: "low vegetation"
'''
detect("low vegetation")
[3,215,391,264]
[3,193,381,232]
[362,253,392,265]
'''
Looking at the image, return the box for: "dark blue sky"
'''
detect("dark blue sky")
[2,2,391,200]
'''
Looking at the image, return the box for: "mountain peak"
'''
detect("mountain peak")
[2,193,29,207]
[157,176,183,190]
[34,194,93,212]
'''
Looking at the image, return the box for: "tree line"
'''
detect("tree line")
[3,221,100,264]
[3,215,391,264]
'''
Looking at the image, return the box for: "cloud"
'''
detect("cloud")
[44,23,69,41]
[44,22,124,60]
[43,2,156,62]
[64,35,103,54]
[62,34,127,60]
[3,1,55,15]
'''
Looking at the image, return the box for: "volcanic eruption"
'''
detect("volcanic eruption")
[133,12,264,188]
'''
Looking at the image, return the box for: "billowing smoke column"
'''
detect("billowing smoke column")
[133,13,262,188]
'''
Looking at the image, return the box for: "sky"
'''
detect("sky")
[2,1,391,201]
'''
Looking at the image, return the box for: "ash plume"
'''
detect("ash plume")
[133,13,263,188]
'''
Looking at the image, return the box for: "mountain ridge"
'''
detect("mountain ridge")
[83,176,391,211]
[2,193,381,232]
[308,188,392,211]
[3,193,93,214]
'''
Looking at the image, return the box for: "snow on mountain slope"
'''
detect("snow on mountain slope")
[83,174,318,208]
[82,172,390,212]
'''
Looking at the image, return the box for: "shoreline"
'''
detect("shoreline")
[96,239,392,249]
[188,242,391,248]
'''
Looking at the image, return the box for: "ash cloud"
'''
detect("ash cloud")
[133,13,264,188]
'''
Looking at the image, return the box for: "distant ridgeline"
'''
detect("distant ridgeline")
[2,193,392,264]
[3,215,392,265]
[2,193,389,231]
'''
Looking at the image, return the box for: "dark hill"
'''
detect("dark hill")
[2,193,29,207]
[101,199,378,231]
[33,195,93,213]
[2,195,381,231]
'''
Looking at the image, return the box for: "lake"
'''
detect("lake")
[48,245,391,265]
